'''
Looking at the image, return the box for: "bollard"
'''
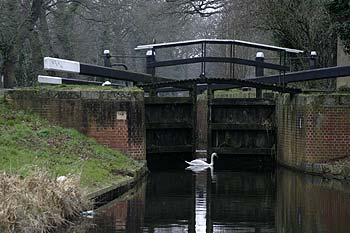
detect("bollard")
[255,52,264,99]
[103,50,112,68]
[146,49,156,76]
[310,51,317,70]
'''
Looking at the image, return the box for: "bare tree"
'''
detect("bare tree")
[164,0,229,17]
[0,0,19,87]
[0,0,45,87]
[258,0,337,68]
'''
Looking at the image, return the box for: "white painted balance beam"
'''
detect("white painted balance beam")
[38,75,120,86]
[38,75,63,85]
[44,57,80,73]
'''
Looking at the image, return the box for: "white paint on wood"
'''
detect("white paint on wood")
[256,52,265,58]
[38,75,62,85]
[117,111,127,120]
[146,50,154,56]
[44,57,80,73]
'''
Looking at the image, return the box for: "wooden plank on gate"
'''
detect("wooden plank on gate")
[212,147,272,155]
[211,98,275,106]
[145,97,193,105]
[211,123,275,131]
[146,122,193,129]
[147,145,193,153]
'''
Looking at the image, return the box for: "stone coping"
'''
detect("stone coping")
[301,162,350,181]
[87,163,148,207]
[279,161,350,182]
[5,88,143,101]
[279,92,350,107]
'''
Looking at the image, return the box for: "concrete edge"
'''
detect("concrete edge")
[278,161,350,182]
[3,88,144,101]
[87,163,148,206]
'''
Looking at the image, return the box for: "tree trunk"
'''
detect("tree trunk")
[39,7,53,56]
[29,0,44,85]
[3,47,17,88]
[29,30,43,85]
[54,2,80,60]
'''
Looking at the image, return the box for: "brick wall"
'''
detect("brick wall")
[277,93,350,168]
[5,88,146,160]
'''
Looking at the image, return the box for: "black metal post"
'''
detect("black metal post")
[147,49,157,96]
[230,44,235,79]
[203,43,207,77]
[191,83,197,157]
[103,50,112,67]
[200,43,207,78]
[310,51,317,70]
[207,84,213,161]
[255,52,264,98]
[146,49,156,75]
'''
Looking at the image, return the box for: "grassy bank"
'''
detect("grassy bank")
[0,97,143,192]
[0,95,144,232]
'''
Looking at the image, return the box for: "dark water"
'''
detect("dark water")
[69,166,350,233]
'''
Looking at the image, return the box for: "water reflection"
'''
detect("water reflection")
[211,171,276,232]
[67,167,350,233]
[195,171,208,233]
[276,169,350,233]
[144,172,194,232]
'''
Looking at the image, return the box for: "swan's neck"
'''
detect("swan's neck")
[210,154,215,166]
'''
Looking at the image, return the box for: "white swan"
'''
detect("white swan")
[185,153,217,167]
[185,165,209,173]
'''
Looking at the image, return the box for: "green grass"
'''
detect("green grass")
[0,97,143,192]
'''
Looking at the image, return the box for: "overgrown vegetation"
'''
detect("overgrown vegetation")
[0,97,142,191]
[0,171,89,233]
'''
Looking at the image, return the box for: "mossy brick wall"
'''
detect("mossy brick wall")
[277,93,350,168]
[5,88,146,160]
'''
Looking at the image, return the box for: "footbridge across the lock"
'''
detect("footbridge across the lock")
[39,38,350,165]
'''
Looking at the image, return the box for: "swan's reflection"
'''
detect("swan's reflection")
[194,170,207,233]
[186,165,216,233]
[185,165,217,183]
